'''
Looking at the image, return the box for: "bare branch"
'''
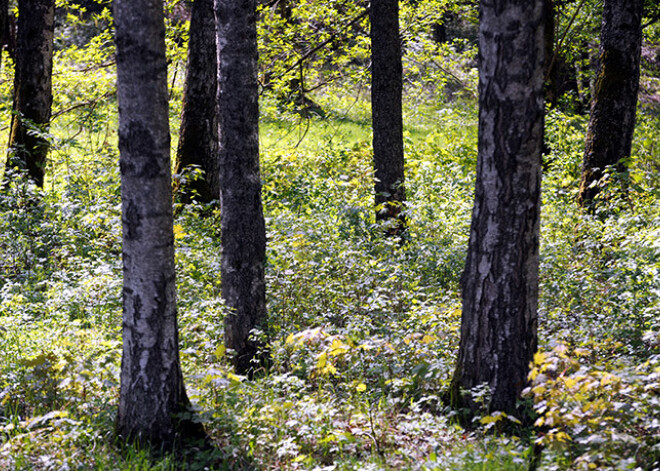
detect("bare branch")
[51,90,115,121]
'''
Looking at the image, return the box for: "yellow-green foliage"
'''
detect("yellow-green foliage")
[526,344,660,470]
[1,1,660,470]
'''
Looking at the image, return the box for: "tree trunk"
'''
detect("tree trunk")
[544,0,558,107]
[578,0,643,207]
[371,0,406,236]
[0,0,7,69]
[215,0,268,375]
[114,0,205,447]
[450,0,544,416]
[5,0,54,188]
[173,0,219,204]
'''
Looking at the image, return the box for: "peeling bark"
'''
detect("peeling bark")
[371,0,406,235]
[215,0,268,375]
[450,0,544,416]
[5,0,54,188]
[115,0,205,447]
[173,0,219,204]
[578,0,643,207]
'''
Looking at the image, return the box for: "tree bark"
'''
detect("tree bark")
[5,0,54,188]
[215,0,268,375]
[173,0,219,204]
[114,0,205,447]
[371,0,406,235]
[578,0,643,207]
[450,0,544,416]
[544,0,558,107]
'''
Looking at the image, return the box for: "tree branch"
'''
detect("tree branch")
[545,0,589,82]
[52,60,116,76]
[51,90,116,121]
[264,7,370,86]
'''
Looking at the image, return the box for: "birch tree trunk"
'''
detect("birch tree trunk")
[5,0,54,188]
[578,0,643,207]
[371,0,406,236]
[173,0,219,204]
[114,0,205,447]
[450,0,544,416]
[215,0,268,375]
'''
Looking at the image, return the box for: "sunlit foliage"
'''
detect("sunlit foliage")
[0,0,659,469]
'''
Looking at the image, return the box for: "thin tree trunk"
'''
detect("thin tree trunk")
[544,0,558,107]
[173,0,219,204]
[0,0,7,69]
[5,8,14,62]
[114,0,205,447]
[450,0,544,416]
[578,0,643,207]
[371,0,406,236]
[5,0,54,188]
[215,0,268,375]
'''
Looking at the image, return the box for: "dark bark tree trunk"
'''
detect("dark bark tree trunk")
[5,0,54,188]
[371,0,406,236]
[578,0,643,207]
[544,0,558,107]
[215,0,268,375]
[0,0,7,69]
[6,8,14,62]
[450,0,544,416]
[173,0,219,204]
[114,0,205,447]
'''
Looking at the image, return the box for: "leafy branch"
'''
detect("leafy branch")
[262,7,370,88]
[51,90,116,122]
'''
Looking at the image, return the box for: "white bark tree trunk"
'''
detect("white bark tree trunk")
[115,0,205,447]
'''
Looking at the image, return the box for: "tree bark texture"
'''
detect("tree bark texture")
[371,0,406,235]
[173,0,219,204]
[215,0,268,375]
[450,0,544,416]
[543,0,557,107]
[578,0,643,207]
[5,0,54,187]
[114,0,203,447]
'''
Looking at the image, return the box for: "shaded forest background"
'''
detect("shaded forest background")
[0,0,660,469]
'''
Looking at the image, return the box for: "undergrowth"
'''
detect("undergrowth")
[1,5,660,470]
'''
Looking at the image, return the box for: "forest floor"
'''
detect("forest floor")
[0,43,660,471]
